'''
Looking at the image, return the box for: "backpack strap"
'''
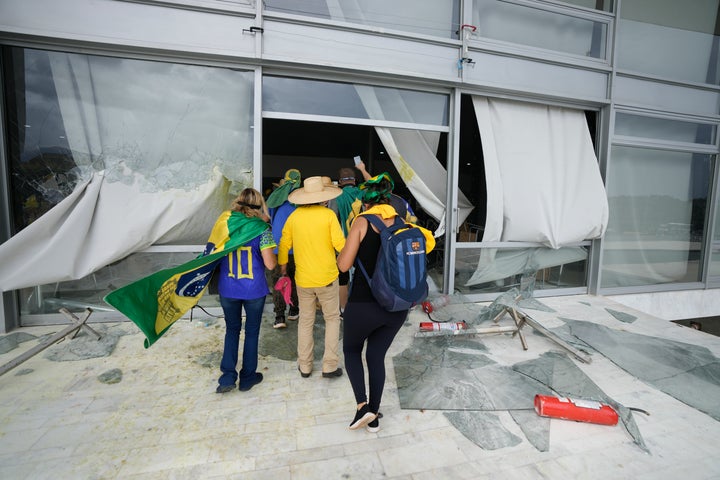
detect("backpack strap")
[363,213,387,232]
[354,214,400,284]
[364,213,404,233]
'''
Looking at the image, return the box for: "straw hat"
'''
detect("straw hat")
[288,176,342,205]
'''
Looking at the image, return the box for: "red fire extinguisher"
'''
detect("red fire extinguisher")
[534,394,619,426]
[421,294,451,314]
[419,321,467,332]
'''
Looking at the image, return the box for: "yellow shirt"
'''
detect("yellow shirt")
[278,205,346,288]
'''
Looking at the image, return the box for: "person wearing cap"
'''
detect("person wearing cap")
[337,172,435,432]
[211,188,277,394]
[266,169,302,329]
[278,176,346,379]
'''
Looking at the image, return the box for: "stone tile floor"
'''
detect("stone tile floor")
[0,294,719,479]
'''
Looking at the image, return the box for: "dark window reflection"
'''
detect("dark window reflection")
[3,48,77,232]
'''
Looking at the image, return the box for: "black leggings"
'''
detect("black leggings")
[342,300,407,414]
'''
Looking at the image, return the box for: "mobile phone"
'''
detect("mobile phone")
[353,156,361,166]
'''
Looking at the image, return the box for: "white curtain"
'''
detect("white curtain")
[466,97,607,286]
[0,170,229,291]
[354,86,474,236]
[473,96,608,246]
[0,51,254,292]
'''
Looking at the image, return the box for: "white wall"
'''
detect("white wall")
[608,290,720,321]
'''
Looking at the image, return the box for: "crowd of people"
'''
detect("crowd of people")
[205,159,430,433]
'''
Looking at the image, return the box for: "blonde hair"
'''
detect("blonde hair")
[231,188,269,219]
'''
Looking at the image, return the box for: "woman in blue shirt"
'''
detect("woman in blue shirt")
[209,188,277,393]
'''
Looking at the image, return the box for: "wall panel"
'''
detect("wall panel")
[464,50,609,102]
[614,75,720,117]
[0,0,257,58]
[262,20,459,82]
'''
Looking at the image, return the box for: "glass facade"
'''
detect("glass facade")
[20,251,203,315]
[602,146,710,288]
[263,76,450,126]
[617,0,720,84]
[4,48,255,232]
[472,0,609,59]
[561,0,613,12]
[2,0,720,327]
[264,0,461,39]
[711,198,720,278]
[453,246,588,294]
[2,47,254,314]
[614,113,717,146]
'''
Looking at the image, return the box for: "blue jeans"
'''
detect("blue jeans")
[219,295,266,389]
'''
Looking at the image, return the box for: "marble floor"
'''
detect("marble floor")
[1,294,720,479]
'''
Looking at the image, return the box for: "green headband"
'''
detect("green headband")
[359,172,394,204]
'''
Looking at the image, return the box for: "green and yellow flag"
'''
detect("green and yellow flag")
[104,212,268,348]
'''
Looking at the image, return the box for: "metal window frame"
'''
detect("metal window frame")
[446,86,604,300]
[599,141,719,294]
[467,0,615,66]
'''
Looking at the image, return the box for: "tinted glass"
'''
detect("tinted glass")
[472,0,608,59]
[617,0,720,84]
[265,0,460,39]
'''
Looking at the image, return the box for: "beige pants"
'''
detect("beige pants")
[296,279,341,374]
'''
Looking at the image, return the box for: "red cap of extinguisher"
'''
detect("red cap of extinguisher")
[422,301,433,313]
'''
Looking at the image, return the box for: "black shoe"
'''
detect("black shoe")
[287,309,299,320]
[322,367,343,378]
[216,384,235,394]
[273,317,287,329]
[349,404,376,430]
[238,373,263,391]
[298,366,311,378]
[366,416,380,433]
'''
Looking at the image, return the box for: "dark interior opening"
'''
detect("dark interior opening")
[262,118,444,230]
[672,317,720,337]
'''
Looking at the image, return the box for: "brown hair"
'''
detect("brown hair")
[231,188,269,219]
[337,167,356,186]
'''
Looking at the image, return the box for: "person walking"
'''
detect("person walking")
[327,166,364,314]
[208,188,277,394]
[278,176,346,379]
[266,169,302,328]
[337,172,435,431]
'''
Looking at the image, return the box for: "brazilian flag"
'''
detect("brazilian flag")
[104,212,268,348]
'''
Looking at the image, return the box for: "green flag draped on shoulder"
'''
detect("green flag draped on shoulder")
[104,212,268,348]
[335,185,362,236]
